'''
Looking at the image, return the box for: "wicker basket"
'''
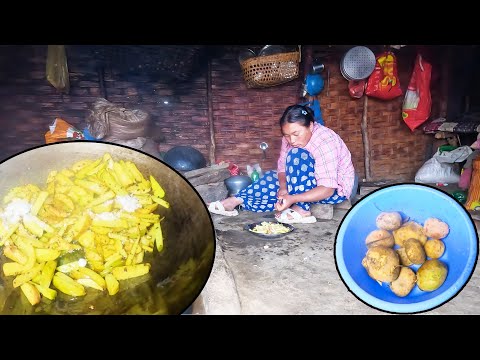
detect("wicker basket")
[240,50,301,88]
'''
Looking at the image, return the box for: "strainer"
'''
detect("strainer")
[340,46,376,81]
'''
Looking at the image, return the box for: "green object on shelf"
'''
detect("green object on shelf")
[452,190,467,204]
[438,145,457,154]
[251,169,259,182]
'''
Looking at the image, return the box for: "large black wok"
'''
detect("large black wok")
[0,141,216,315]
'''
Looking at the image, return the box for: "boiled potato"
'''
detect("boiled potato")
[389,266,416,297]
[424,239,446,259]
[423,218,449,239]
[362,246,400,283]
[376,211,402,231]
[365,229,394,248]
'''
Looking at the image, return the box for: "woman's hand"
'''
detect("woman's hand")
[277,187,288,197]
[275,194,295,212]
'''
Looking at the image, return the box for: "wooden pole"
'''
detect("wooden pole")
[207,58,216,165]
[361,95,371,181]
[97,66,107,100]
[439,47,450,118]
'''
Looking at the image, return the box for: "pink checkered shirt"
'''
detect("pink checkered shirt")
[277,123,355,199]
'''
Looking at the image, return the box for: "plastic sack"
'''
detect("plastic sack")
[45,118,84,144]
[402,54,432,131]
[365,51,403,100]
[46,45,70,93]
[433,146,472,164]
[415,157,460,184]
[86,98,149,141]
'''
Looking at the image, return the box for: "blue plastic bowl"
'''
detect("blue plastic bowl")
[335,183,478,314]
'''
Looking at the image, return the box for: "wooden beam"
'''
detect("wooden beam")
[439,47,450,118]
[97,66,107,100]
[207,58,216,165]
[361,95,371,181]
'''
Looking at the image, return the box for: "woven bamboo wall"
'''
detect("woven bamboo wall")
[0,45,441,182]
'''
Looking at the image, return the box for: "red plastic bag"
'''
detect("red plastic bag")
[348,80,365,99]
[401,54,432,131]
[365,51,403,100]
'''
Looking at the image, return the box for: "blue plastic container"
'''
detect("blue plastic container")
[335,183,478,314]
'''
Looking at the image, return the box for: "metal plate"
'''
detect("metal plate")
[244,221,295,239]
[341,46,376,80]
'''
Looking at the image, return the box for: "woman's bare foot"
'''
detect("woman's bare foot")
[275,204,311,220]
[210,196,243,211]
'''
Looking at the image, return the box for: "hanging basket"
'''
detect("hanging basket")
[240,50,301,88]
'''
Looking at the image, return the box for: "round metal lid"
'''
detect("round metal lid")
[341,46,376,80]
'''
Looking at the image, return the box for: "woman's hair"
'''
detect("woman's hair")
[279,104,315,127]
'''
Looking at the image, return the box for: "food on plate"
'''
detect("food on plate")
[250,221,291,235]
[375,211,402,231]
[0,153,168,305]
[416,259,448,292]
[389,266,417,297]
[362,246,400,282]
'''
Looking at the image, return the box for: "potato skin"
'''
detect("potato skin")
[424,239,446,259]
[365,229,395,248]
[376,212,402,231]
[362,246,400,283]
[393,221,427,247]
[396,247,413,266]
[423,218,449,239]
[404,238,426,265]
[417,259,448,291]
[390,266,417,297]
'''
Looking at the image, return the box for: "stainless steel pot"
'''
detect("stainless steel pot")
[0,141,215,315]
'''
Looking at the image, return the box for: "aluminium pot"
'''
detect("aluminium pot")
[0,141,215,315]
[224,175,252,197]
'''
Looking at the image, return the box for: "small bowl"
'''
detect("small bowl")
[335,183,478,314]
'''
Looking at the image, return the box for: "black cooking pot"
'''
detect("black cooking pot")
[224,175,252,196]
[0,141,215,315]
[163,146,207,172]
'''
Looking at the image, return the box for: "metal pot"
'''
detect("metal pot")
[224,175,252,197]
[163,145,207,172]
[0,141,215,315]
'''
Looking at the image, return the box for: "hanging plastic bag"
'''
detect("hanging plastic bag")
[348,80,366,99]
[402,54,432,131]
[46,45,70,93]
[365,51,403,100]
